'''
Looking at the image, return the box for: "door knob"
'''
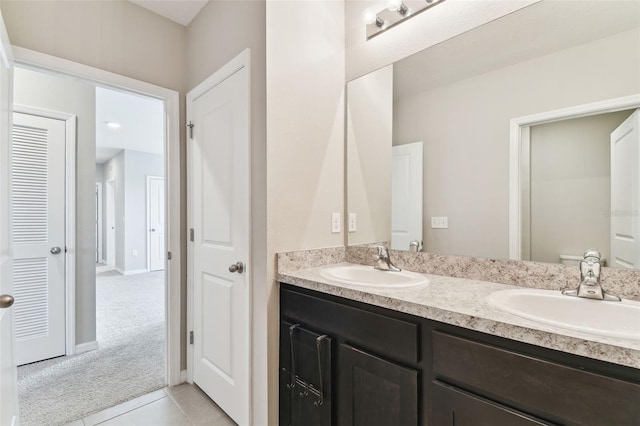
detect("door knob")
[0,294,14,309]
[50,246,62,255]
[229,262,244,274]
[150,228,156,232]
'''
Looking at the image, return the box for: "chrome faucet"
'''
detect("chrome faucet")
[373,245,401,272]
[562,249,621,301]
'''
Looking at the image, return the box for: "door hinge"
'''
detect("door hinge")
[190,228,194,242]
[167,251,172,260]
[190,330,194,345]
[186,121,194,139]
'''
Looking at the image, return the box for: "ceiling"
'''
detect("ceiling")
[95,87,164,163]
[128,0,209,26]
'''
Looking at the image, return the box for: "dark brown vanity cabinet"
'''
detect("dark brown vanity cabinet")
[279,284,640,426]
[280,285,422,426]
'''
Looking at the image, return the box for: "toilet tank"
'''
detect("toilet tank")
[559,254,606,267]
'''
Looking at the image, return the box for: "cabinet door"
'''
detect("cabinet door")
[338,343,418,426]
[431,382,553,426]
[280,321,332,426]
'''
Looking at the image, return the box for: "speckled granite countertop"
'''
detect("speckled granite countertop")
[277,263,640,369]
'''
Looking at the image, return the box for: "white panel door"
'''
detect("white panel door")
[189,55,250,425]
[0,9,18,424]
[610,109,640,269]
[391,142,423,251]
[148,176,165,272]
[11,112,66,365]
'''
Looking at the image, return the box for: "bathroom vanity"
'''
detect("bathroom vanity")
[278,264,640,426]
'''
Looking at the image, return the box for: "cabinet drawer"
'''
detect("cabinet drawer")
[281,288,419,364]
[432,331,640,426]
[430,381,552,426]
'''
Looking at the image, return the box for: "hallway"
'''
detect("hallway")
[17,271,166,426]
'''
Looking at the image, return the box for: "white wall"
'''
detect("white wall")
[345,0,539,81]
[392,28,640,259]
[123,150,164,272]
[529,110,634,265]
[347,64,393,245]
[13,67,97,345]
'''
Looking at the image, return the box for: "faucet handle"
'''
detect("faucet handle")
[374,244,389,257]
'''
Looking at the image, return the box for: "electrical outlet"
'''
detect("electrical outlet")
[431,216,448,229]
[348,213,357,233]
[331,213,341,233]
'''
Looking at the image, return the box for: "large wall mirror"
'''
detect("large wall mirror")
[346,0,640,268]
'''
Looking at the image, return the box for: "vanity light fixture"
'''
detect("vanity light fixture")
[366,0,445,40]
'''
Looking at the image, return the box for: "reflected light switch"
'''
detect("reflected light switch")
[332,213,341,233]
[348,213,357,233]
[431,216,448,229]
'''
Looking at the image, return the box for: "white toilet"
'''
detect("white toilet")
[559,254,606,267]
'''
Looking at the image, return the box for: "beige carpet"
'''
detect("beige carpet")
[17,270,166,426]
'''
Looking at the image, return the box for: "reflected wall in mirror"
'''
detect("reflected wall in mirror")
[346,0,640,268]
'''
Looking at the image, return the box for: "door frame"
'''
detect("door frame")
[13,46,183,385]
[105,179,116,268]
[96,182,103,264]
[186,48,252,415]
[146,175,164,272]
[13,104,77,356]
[509,94,640,261]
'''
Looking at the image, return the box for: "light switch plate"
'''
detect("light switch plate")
[331,213,341,233]
[348,213,357,233]
[431,216,448,229]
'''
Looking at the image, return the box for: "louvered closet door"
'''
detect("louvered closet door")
[11,112,66,365]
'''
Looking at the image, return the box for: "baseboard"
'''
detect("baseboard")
[76,341,99,354]
[96,264,115,273]
[114,267,148,276]
[125,268,149,275]
[179,370,188,384]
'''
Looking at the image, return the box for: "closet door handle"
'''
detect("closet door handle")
[51,246,62,255]
[0,294,14,309]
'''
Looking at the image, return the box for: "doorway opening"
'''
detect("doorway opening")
[12,64,171,425]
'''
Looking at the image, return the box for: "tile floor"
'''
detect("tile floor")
[65,385,237,426]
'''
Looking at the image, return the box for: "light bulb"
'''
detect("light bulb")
[364,10,384,27]
[364,10,377,25]
[388,0,408,15]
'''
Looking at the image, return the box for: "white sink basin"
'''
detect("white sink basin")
[320,265,429,288]
[487,288,640,340]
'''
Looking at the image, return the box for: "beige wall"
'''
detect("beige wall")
[345,0,539,81]
[13,67,97,345]
[267,0,345,423]
[185,1,268,422]
[347,64,393,245]
[1,0,186,92]
[529,110,634,265]
[392,29,640,259]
